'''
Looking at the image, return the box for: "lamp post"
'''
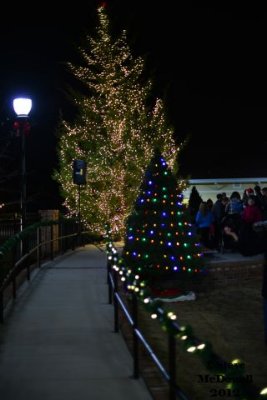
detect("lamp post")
[12,97,32,233]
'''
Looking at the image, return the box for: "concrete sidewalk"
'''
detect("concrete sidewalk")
[0,245,153,400]
[203,248,264,264]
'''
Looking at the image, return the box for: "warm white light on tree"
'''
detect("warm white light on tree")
[54,6,181,237]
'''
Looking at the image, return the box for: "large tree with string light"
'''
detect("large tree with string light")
[122,150,205,294]
[54,4,183,237]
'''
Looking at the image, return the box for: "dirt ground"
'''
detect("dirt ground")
[121,273,267,400]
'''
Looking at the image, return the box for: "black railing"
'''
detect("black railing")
[106,240,264,400]
[107,254,190,400]
[0,220,21,244]
[0,213,41,244]
[0,219,81,323]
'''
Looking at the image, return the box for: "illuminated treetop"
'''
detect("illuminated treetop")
[54,5,180,237]
[122,150,205,288]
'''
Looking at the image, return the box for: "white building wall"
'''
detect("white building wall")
[183,178,267,202]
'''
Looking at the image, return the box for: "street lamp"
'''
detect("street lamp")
[12,97,32,232]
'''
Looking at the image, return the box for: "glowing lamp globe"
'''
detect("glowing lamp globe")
[13,98,32,117]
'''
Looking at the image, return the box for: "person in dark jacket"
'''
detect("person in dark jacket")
[212,193,225,250]
[260,187,267,220]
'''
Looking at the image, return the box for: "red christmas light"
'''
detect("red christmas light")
[100,1,107,8]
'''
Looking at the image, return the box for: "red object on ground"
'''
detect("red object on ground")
[151,287,182,298]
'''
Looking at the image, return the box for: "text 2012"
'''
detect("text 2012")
[210,388,240,397]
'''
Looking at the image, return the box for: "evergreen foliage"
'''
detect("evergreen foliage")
[122,150,205,290]
[54,5,180,237]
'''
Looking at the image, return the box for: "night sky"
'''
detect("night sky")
[1,2,267,209]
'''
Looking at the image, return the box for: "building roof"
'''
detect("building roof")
[188,177,267,184]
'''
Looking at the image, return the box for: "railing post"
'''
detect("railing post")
[50,224,54,260]
[24,234,29,256]
[36,227,41,268]
[56,222,59,257]
[72,221,76,251]
[107,257,112,304]
[12,272,16,300]
[168,332,177,400]
[26,262,30,281]
[26,235,30,281]
[132,293,139,379]
[0,291,4,323]
[113,269,119,332]
[59,222,63,254]
[61,222,66,253]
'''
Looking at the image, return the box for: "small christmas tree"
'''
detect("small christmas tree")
[122,150,205,296]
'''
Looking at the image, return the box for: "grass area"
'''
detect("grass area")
[121,273,267,399]
[168,277,266,399]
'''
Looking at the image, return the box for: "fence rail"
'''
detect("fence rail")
[0,219,82,323]
[106,238,264,400]
[107,249,189,400]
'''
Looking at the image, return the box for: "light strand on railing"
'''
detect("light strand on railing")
[105,228,266,399]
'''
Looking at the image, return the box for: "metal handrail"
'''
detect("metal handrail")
[107,261,189,400]
[106,241,263,400]
[0,220,80,322]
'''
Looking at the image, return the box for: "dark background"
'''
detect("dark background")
[0,2,267,210]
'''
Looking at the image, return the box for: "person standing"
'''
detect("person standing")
[260,187,267,220]
[242,195,262,224]
[195,201,214,249]
[212,193,225,250]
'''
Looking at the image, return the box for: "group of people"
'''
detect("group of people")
[193,185,267,345]
[194,185,267,254]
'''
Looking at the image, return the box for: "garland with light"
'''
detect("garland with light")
[105,227,267,399]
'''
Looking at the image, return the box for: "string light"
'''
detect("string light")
[105,231,264,400]
[187,346,197,353]
[54,6,180,237]
[122,151,205,282]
